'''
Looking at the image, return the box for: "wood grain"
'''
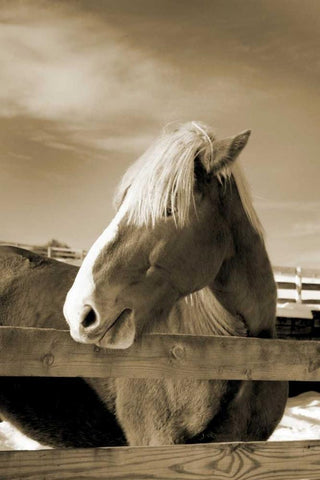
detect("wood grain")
[0,326,319,380]
[0,440,319,480]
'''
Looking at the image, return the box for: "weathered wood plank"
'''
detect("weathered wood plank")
[0,441,319,480]
[0,327,319,381]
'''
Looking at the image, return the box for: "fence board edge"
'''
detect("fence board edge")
[0,327,319,381]
[0,440,319,480]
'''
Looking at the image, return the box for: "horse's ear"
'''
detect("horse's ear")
[208,130,251,175]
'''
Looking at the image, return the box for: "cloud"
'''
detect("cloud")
[0,2,175,124]
[30,128,154,161]
[0,1,279,131]
[0,2,257,170]
[295,249,320,267]
[292,222,320,238]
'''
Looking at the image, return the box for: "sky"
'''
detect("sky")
[0,0,319,267]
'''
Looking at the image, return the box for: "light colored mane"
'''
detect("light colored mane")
[115,121,263,236]
[115,122,215,228]
[178,287,248,336]
[149,286,247,337]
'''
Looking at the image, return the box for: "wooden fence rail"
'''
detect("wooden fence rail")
[0,326,319,479]
[0,326,319,381]
[1,440,320,480]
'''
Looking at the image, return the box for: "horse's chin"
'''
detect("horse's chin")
[98,310,136,349]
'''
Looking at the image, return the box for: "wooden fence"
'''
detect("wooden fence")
[0,242,87,266]
[274,266,320,306]
[0,326,319,479]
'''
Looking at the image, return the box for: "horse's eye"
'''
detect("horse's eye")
[166,207,173,216]
[166,206,177,217]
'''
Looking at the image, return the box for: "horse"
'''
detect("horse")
[64,121,288,446]
[0,246,126,447]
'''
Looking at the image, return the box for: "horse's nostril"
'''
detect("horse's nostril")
[81,307,97,329]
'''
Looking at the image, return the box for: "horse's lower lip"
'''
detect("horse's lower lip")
[100,308,133,338]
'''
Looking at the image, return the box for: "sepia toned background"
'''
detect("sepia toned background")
[0,0,319,267]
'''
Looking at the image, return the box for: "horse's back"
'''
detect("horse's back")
[0,245,78,329]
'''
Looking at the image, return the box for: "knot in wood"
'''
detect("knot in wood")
[308,358,320,373]
[42,353,54,367]
[170,344,185,361]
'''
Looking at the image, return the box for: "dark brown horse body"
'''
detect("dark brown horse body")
[0,246,126,447]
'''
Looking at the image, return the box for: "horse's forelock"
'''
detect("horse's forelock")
[114,122,216,227]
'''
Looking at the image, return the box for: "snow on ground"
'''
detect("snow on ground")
[269,391,320,441]
[0,422,45,450]
[276,302,319,319]
[0,392,319,450]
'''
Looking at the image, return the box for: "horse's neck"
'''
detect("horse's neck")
[211,198,277,338]
[150,287,247,337]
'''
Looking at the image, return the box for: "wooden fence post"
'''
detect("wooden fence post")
[295,266,302,303]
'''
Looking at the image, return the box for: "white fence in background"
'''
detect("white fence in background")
[0,242,86,266]
[274,266,320,306]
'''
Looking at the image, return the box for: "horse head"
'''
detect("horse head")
[64,122,254,349]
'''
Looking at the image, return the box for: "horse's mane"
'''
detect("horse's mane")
[178,287,248,337]
[147,285,247,337]
[114,121,263,236]
[114,122,208,228]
